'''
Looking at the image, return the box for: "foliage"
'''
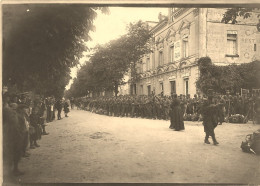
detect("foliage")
[196,57,260,95]
[221,8,257,24]
[67,20,152,97]
[3,4,107,98]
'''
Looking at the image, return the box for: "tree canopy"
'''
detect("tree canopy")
[67,20,152,97]
[221,8,259,24]
[196,57,260,95]
[3,4,108,98]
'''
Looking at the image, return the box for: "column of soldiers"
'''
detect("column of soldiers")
[75,93,260,124]
[2,92,70,180]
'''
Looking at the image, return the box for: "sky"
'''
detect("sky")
[66,7,169,89]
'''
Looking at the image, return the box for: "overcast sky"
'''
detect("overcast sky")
[66,7,169,89]
[88,7,168,46]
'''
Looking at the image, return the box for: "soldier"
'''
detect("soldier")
[132,96,137,117]
[217,95,226,125]
[201,94,219,145]
[164,96,171,120]
[154,96,161,119]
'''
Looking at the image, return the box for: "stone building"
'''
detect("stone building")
[133,8,260,97]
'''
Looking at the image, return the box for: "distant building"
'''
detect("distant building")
[132,8,260,97]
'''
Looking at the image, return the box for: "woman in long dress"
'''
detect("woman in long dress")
[169,94,185,131]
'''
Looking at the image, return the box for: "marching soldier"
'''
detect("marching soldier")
[201,90,219,145]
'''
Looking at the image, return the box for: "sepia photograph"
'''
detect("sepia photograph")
[2,1,260,185]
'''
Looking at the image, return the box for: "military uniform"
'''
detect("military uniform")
[201,97,219,145]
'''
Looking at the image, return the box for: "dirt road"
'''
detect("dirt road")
[15,109,260,184]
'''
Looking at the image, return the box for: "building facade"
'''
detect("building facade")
[133,8,260,97]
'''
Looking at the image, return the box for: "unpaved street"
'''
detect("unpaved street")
[17,109,260,184]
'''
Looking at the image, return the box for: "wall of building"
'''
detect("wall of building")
[136,64,199,97]
[206,8,259,65]
[136,8,200,97]
[135,8,259,97]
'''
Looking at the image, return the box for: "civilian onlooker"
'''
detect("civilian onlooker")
[17,104,30,158]
[64,100,70,117]
[39,98,49,135]
[55,99,63,120]
[29,107,41,149]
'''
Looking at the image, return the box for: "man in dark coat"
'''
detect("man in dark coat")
[29,106,41,148]
[16,104,30,157]
[3,102,25,177]
[201,96,219,145]
[55,99,63,120]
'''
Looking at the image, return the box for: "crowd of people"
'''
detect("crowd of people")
[74,93,260,124]
[3,90,260,180]
[73,92,260,145]
[2,92,71,179]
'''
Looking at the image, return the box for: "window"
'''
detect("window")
[183,37,188,58]
[147,85,151,96]
[227,33,237,55]
[146,58,150,71]
[159,51,163,66]
[130,84,136,95]
[140,85,143,95]
[185,79,189,95]
[139,60,143,73]
[160,82,164,95]
[141,61,145,72]
[169,45,174,63]
[254,44,257,52]
[170,81,176,95]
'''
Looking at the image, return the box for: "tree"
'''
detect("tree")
[196,57,260,95]
[68,20,151,97]
[3,4,108,98]
[221,8,260,30]
[222,8,256,23]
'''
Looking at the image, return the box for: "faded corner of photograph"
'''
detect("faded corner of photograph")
[2,3,260,185]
